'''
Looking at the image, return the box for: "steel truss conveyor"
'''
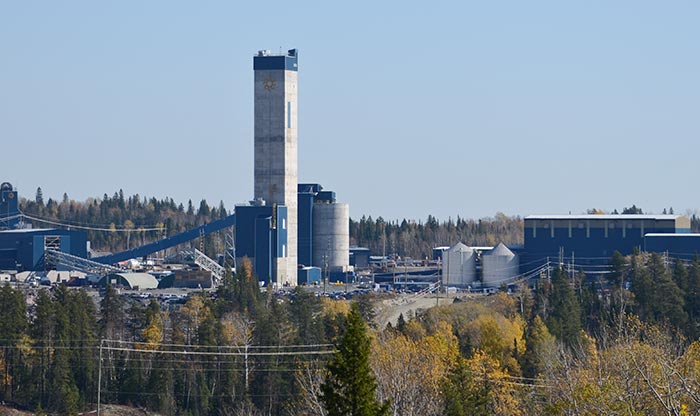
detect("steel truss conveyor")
[92,214,236,265]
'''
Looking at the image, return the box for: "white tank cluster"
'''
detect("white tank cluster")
[442,242,476,287]
[441,242,520,288]
[482,242,519,287]
[312,202,350,271]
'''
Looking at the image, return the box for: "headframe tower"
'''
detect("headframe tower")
[253,49,298,286]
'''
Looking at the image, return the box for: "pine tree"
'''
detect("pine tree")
[441,357,488,416]
[648,253,687,328]
[686,255,700,339]
[546,267,581,347]
[521,316,555,378]
[321,303,389,416]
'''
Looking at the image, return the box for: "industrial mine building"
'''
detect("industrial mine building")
[235,49,350,286]
[442,214,700,289]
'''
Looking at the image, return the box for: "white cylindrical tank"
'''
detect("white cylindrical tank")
[482,243,519,287]
[312,203,350,270]
[442,242,476,287]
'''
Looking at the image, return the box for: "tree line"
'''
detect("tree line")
[349,213,524,260]
[24,189,700,264]
[20,189,230,259]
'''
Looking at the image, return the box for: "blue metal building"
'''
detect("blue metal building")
[350,247,370,269]
[644,233,700,260]
[521,214,691,274]
[297,187,315,267]
[297,266,321,285]
[296,183,336,267]
[0,228,88,271]
[234,203,287,284]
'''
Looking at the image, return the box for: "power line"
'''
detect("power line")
[104,339,334,350]
[21,212,165,233]
[101,345,334,357]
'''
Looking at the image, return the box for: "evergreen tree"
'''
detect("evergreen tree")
[629,254,653,321]
[686,255,700,339]
[521,316,555,378]
[546,268,581,347]
[99,284,125,340]
[441,357,489,415]
[321,303,389,416]
[355,294,377,329]
[648,253,687,328]
[31,289,54,407]
[49,286,80,415]
[287,286,324,344]
[396,313,406,334]
[0,284,27,401]
[673,258,689,294]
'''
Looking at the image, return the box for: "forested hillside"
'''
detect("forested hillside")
[350,213,524,259]
[19,189,528,260]
[19,189,229,258]
[2,252,700,414]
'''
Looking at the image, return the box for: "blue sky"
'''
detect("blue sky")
[1,1,698,221]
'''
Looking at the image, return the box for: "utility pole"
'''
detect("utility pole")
[97,339,103,416]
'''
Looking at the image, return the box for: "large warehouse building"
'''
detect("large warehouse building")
[520,214,692,274]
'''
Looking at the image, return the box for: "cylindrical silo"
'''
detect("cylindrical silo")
[442,242,476,287]
[482,243,519,287]
[312,203,349,270]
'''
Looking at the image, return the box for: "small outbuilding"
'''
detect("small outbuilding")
[98,273,158,290]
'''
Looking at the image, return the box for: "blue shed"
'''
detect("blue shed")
[297,266,321,285]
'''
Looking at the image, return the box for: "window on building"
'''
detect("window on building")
[287,101,292,128]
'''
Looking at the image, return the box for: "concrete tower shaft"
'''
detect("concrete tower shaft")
[253,49,298,286]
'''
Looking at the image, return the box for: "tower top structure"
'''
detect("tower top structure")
[254,49,298,71]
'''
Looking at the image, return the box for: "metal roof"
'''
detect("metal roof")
[0,228,55,233]
[106,273,158,290]
[484,242,515,258]
[645,233,700,237]
[525,214,680,221]
[448,242,473,252]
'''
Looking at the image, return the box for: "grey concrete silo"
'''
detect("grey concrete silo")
[312,203,350,271]
[442,242,476,287]
[482,242,519,287]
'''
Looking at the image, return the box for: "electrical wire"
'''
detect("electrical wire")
[100,345,334,357]
[21,212,165,232]
[103,339,334,350]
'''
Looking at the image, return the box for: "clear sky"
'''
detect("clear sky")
[1,1,698,221]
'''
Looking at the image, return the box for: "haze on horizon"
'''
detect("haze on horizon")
[1,1,698,222]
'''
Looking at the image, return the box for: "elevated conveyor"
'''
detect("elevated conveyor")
[92,214,236,265]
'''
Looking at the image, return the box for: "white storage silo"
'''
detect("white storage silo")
[442,242,476,287]
[482,243,519,287]
[312,203,350,271]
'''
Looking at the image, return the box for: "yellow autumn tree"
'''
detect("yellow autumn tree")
[372,321,459,416]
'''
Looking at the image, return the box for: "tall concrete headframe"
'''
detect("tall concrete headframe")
[253,49,298,286]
